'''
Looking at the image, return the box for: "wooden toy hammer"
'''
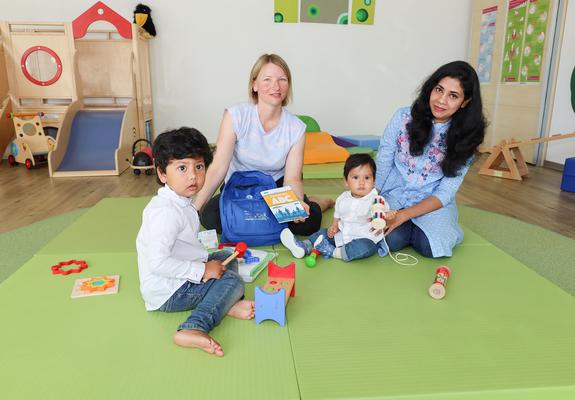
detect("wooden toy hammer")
[222,242,248,266]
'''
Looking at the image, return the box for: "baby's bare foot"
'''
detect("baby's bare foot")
[227,299,255,320]
[173,330,224,357]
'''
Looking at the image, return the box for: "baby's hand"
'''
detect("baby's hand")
[369,225,384,237]
[327,225,338,238]
[203,260,227,282]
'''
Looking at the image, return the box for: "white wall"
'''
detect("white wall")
[546,0,575,164]
[2,0,472,142]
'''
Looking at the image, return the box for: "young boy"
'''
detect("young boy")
[136,127,254,357]
[281,153,390,261]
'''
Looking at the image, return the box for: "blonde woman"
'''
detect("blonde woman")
[195,54,333,235]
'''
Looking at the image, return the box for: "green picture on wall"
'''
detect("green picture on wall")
[501,0,527,83]
[274,0,298,23]
[300,0,349,25]
[520,0,549,82]
[351,0,376,25]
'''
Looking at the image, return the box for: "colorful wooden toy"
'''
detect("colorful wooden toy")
[222,242,248,266]
[7,112,56,169]
[371,195,390,230]
[429,265,451,300]
[51,259,88,275]
[71,275,120,298]
[255,261,295,326]
[305,248,320,268]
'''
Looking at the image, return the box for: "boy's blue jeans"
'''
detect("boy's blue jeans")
[307,228,378,261]
[383,220,433,258]
[158,251,245,333]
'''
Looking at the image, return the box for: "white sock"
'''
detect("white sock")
[333,247,342,259]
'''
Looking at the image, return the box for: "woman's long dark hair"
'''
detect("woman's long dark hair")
[407,61,486,177]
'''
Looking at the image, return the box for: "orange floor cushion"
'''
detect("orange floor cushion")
[304,132,349,165]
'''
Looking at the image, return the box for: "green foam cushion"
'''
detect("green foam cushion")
[303,162,345,179]
[297,115,321,132]
[346,146,376,157]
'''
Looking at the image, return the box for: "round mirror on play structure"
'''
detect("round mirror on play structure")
[20,46,63,86]
[22,122,39,136]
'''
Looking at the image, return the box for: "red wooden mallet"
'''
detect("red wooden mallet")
[222,242,248,266]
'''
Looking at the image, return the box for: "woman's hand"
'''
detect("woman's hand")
[384,209,410,236]
[292,202,310,223]
[284,134,306,224]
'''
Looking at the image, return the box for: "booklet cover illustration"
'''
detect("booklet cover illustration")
[260,186,309,224]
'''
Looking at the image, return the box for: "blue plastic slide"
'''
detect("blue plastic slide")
[57,110,124,171]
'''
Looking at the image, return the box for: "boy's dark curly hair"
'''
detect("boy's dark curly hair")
[152,127,213,185]
[407,61,486,177]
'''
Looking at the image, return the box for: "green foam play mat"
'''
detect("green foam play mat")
[283,243,575,399]
[37,197,151,255]
[0,252,299,400]
[1,197,575,399]
[36,197,276,255]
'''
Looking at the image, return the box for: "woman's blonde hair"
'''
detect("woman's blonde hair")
[249,54,293,106]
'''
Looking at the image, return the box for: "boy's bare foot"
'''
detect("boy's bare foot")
[308,195,335,212]
[173,329,224,357]
[227,299,255,320]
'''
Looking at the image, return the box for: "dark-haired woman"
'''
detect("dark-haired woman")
[375,61,486,258]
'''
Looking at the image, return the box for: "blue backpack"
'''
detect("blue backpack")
[219,171,287,246]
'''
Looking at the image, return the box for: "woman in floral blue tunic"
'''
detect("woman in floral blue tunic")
[375,61,486,258]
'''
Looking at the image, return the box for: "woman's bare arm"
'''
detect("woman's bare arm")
[194,111,236,211]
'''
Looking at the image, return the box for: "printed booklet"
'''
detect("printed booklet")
[260,186,309,224]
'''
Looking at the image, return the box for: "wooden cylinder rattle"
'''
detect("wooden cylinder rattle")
[222,242,248,266]
[428,265,451,299]
[371,196,389,230]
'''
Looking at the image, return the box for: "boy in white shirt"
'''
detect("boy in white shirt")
[281,153,389,261]
[136,127,254,357]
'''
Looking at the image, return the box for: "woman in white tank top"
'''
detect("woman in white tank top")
[194,54,334,236]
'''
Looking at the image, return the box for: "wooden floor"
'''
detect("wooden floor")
[1,154,574,238]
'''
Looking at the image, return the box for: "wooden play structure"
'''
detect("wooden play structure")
[7,112,56,169]
[479,132,575,181]
[255,261,295,327]
[0,36,15,160]
[0,1,153,176]
[0,98,15,161]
